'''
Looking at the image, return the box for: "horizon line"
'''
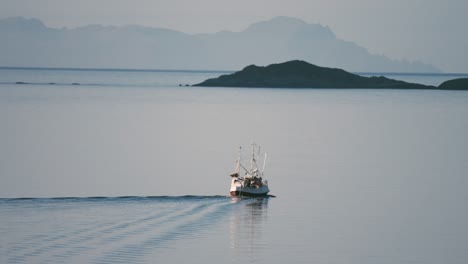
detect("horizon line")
[1,66,468,76]
[0,66,233,74]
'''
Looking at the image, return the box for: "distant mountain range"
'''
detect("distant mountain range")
[0,16,440,72]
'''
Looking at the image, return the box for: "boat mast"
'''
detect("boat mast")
[236,146,241,174]
[262,152,267,176]
[251,142,257,172]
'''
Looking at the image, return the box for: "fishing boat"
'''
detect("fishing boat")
[230,142,270,197]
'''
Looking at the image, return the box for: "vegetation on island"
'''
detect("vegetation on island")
[194,60,467,90]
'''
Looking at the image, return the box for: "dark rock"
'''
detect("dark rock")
[194,60,436,89]
[15,81,27,84]
[438,78,468,90]
[71,83,80,85]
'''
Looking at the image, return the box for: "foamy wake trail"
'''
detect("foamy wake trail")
[0,196,235,264]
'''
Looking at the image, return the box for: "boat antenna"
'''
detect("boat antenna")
[236,146,241,173]
[262,152,267,176]
[250,142,256,171]
[230,146,242,177]
[236,146,249,174]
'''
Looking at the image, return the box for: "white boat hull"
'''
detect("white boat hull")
[230,178,269,197]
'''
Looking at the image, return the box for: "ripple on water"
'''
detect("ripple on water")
[0,196,243,263]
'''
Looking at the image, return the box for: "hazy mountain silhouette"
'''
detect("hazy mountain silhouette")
[0,16,440,72]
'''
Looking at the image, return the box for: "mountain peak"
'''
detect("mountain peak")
[245,16,307,32]
[243,16,333,38]
[266,16,308,26]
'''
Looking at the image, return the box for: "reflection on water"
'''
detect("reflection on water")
[230,198,269,261]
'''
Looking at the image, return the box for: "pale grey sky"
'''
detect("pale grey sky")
[1,0,467,72]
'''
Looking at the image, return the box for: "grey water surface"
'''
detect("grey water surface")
[1,68,468,263]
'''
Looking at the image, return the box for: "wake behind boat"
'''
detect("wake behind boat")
[230,143,270,197]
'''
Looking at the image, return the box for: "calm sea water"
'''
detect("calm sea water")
[1,68,468,263]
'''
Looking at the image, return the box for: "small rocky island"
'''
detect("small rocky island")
[194,60,468,90]
[438,78,468,90]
